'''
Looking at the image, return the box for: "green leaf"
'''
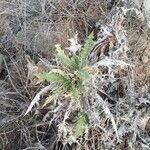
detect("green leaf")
[36,72,71,88]
[76,78,86,93]
[70,54,80,70]
[70,86,81,105]
[55,44,79,71]
[79,32,94,67]
[74,113,88,137]
[77,69,90,82]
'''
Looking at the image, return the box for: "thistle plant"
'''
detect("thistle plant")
[37,32,94,107]
[26,32,94,137]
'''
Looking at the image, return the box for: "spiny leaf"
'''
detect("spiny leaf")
[25,85,54,115]
[74,113,88,137]
[77,69,91,82]
[43,87,66,107]
[36,72,71,88]
[75,78,86,93]
[79,32,94,67]
[70,54,80,70]
[55,44,78,70]
[70,86,81,105]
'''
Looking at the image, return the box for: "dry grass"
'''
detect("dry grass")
[0,0,150,150]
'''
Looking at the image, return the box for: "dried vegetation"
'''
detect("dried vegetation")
[0,0,149,150]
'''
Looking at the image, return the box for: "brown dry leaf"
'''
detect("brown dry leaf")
[25,55,48,86]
